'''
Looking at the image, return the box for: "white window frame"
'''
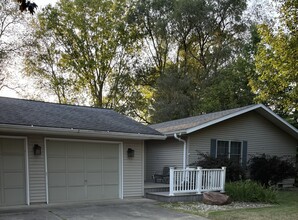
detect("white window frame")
[216,140,242,164]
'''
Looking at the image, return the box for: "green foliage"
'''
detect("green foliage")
[225,180,277,203]
[135,0,254,122]
[249,154,296,187]
[191,153,246,182]
[151,65,196,123]
[250,0,298,127]
[26,0,136,107]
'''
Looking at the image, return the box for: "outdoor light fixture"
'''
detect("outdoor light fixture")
[33,144,41,155]
[127,148,135,158]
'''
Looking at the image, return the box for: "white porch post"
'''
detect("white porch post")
[196,167,202,194]
[169,167,175,196]
[220,167,226,192]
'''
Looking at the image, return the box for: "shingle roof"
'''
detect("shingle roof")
[150,105,298,138]
[0,97,162,137]
[150,105,265,134]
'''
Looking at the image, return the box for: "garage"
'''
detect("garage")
[46,139,121,203]
[0,138,26,206]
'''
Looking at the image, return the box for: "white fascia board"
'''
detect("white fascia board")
[186,104,263,134]
[0,124,166,140]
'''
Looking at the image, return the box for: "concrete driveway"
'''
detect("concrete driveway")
[0,198,208,220]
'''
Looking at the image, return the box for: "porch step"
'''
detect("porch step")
[145,191,202,202]
[144,187,169,193]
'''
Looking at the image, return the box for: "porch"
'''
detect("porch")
[144,167,226,202]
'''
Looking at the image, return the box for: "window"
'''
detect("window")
[217,140,242,163]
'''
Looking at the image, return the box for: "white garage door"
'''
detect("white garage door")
[47,140,120,203]
[0,138,26,206]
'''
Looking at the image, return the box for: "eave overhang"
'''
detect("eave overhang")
[0,124,166,140]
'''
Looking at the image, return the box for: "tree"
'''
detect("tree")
[250,0,298,127]
[0,0,29,91]
[125,0,175,122]
[14,0,37,14]
[151,65,196,123]
[139,0,253,122]
[130,0,174,77]
[25,0,136,107]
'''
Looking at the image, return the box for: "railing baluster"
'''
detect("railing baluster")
[169,167,226,195]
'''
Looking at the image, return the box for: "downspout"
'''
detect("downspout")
[174,133,187,170]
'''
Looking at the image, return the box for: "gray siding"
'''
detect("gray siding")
[123,140,144,197]
[27,135,46,203]
[188,112,297,164]
[145,138,183,181]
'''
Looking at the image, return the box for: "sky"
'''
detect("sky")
[0,0,59,99]
[35,0,57,7]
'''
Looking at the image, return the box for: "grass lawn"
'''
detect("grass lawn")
[208,190,298,220]
[162,189,298,220]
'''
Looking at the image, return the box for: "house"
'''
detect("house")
[145,104,298,181]
[0,97,165,207]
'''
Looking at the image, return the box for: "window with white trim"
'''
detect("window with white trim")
[217,140,242,163]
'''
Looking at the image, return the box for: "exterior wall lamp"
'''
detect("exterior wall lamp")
[127,148,135,158]
[33,144,41,155]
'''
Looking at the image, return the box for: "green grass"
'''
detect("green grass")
[162,189,298,220]
[209,190,298,220]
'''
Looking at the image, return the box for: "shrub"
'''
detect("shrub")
[191,153,246,182]
[249,154,296,187]
[225,180,277,203]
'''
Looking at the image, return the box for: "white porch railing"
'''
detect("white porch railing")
[169,167,226,196]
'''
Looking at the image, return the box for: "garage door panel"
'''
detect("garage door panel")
[3,156,24,170]
[48,173,66,186]
[48,158,66,171]
[67,158,84,172]
[4,173,24,187]
[47,140,120,203]
[87,173,102,185]
[85,145,101,158]
[102,145,119,157]
[85,159,101,172]
[103,159,118,171]
[49,187,67,202]
[47,142,66,156]
[4,188,25,205]
[103,172,118,184]
[67,144,84,156]
[0,138,26,206]
[68,187,85,200]
[87,186,102,200]
[68,173,85,186]
[1,139,24,154]
[103,185,118,198]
